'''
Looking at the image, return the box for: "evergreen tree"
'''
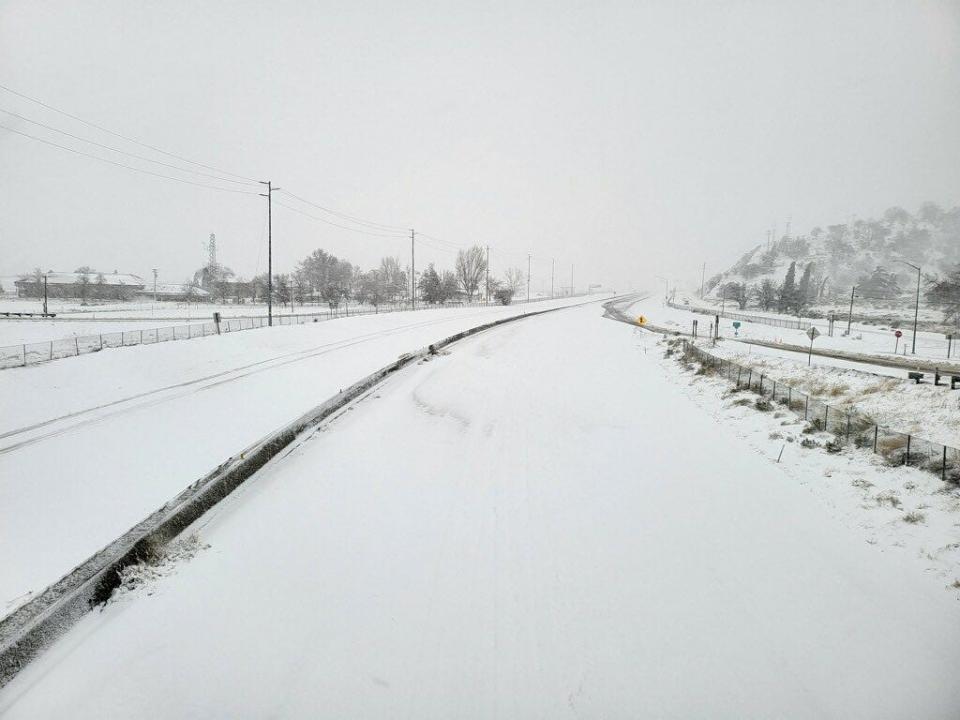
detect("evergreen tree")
[418,264,443,304]
[777,262,797,313]
[796,262,814,313]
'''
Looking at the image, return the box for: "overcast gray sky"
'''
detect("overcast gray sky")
[1,0,958,292]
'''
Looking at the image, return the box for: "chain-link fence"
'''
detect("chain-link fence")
[0,293,582,370]
[680,339,960,484]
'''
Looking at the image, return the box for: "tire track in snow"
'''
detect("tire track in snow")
[0,310,510,456]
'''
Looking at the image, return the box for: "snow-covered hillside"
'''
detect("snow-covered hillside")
[706,203,960,307]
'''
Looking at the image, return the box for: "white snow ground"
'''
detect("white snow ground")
[626,298,960,449]
[1,302,957,718]
[0,296,595,617]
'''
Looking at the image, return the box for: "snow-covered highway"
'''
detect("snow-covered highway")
[0,297,596,617]
[2,301,957,718]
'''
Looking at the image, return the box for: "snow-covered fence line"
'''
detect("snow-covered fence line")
[680,340,960,484]
[0,294,577,370]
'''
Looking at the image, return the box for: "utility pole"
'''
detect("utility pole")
[485,245,490,304]
[527,254,531,302]
[846,286,856,335]
[551,258,555,298]
[410,229,416,310]
[258,181,279,326]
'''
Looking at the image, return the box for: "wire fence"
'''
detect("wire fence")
[0,294,581,370]
[680,339,960,484]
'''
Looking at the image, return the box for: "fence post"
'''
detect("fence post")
[824,405,829,430]
[943,446,948,482]
[140,330,144,344]
[736,367,742,388]
[75,337,79,356]
[99,334,103,350]
[49,341,53,360]
[873,426,878,453]
[905,435,911,466]
[22,344,26,366]
[846,415,850,441]
[804,396,809,421]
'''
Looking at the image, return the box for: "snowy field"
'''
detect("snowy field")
[0,295,599,618]
[1,301,957,718]
[0,296,332,320]
[0,295,565,348]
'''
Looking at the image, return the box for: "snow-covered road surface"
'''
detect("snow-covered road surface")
[0,297,598,617]
[2,302,957,718]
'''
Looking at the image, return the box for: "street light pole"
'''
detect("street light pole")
[527,253,531,303]
[896,260,921,354]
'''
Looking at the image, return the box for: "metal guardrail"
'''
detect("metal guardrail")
[668,299,820,331]
[680,339,959,484]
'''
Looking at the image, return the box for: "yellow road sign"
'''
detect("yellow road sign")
[636,315,647,326]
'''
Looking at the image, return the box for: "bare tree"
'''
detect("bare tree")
[504,267,525,294]
[455,245,487,301]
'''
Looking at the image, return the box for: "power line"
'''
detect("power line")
[0,81,259,183]
[278,190,408,232]
[272,199,408,237]
[415,231,469,250]
[0,122,261,195]
[0,106,257,186]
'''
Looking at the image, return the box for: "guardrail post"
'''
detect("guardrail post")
[905,435,911,466]
[22,344,26,366]
[873,426,878,453]
[49,341,53,361]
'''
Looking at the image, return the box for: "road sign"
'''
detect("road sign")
[806,326,819,366]
[894,330,902,338]
[635,315,647,326]
[732,321,741,328]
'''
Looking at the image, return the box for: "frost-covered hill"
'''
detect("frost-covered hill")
[706,203,960,304]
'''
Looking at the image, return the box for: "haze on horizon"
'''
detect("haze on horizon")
[1,0,958,293]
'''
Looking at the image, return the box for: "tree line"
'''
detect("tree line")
[191,244,528,309]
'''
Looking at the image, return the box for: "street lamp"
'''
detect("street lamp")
[895,260,921,355]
